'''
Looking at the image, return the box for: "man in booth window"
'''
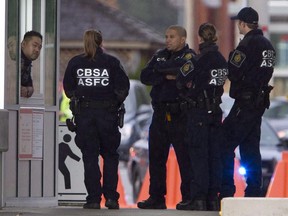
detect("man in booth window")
[20,30,42,98]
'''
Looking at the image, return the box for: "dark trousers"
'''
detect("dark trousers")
[186,108,223,200]
[220,101,265,197]
[148,109,192,201]
[75,108,120,203]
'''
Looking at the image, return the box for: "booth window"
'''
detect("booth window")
[5,0,57,106]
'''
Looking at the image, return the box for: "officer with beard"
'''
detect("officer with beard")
[137,25,196,210]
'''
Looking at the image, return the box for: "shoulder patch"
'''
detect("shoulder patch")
[184,53,193,60]
[230,50,246,68]
[180,61,194,76]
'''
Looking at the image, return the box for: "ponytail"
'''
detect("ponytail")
[83,29,102,60]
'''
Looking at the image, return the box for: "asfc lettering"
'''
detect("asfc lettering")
[77,68,109,86]
[260,50,276,67]
[157,57,166,62]
[209,68,228,86]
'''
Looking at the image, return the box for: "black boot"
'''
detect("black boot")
[206,197,220,211]
[83,202,101,209]
[105,199,119,209]
[176,199,207,211]
[137,197,166,209]
[176,200,190,210]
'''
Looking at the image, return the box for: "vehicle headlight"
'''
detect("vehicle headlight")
[277,129,288,139]
[129,146,147,163]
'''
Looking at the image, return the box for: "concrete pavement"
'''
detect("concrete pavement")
[0,206,219,216]
[0,207,220,216]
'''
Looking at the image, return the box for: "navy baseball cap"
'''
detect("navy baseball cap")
[231,7,259,24]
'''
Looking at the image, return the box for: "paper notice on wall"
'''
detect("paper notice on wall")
[18,107,44,160]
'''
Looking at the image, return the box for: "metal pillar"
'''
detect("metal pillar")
[184,0,194,48]
[0,152,3,209]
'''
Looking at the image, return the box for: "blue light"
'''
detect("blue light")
[239,166,246,175]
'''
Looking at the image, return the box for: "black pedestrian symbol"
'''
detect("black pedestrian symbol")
[59,134,81,189]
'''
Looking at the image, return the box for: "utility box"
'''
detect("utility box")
[0,109,9,152]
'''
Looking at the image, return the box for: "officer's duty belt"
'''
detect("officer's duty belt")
[236,92,254,101]
[153,102,184,113]
[80,100,116,109]
[187,97,222,110]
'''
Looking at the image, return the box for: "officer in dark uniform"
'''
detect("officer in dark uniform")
[176,23,228,211]
[137,25,196,209]
[219,7,276,198]
[63,29,130,209]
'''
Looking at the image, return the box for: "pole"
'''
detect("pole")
[184,0,194,48]
[0,153,3,209]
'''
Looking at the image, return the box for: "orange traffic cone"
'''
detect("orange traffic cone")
[99,157,128,208]
[234,158,246,197]
[138,153,246,206]
[166,148,181,208]
[136,148,181,209]
[136,169,150,204]
[116,172,128,207]
[266,151,288,197]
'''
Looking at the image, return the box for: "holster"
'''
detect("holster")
[69,97,80,115]
[197,96,221,113]
[66,117,77,132]
[255,85,273,109]
[118,103,125,128]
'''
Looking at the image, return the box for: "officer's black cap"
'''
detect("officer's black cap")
[231,7,259,25]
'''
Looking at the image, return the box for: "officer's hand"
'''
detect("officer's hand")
[21,86,27,97]
[166,75,176,80]
[20,86,34,98]
[26,86,34,97]
[186,81,193,88]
